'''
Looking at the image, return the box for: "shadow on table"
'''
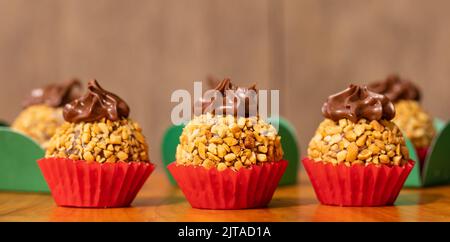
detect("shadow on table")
[268,197,317,208]
[307,192,443,221]
[394,192,442,206]
[49,206,148,222]
[133,185,187,207]
[310,204,405,221]
[134,196,186,207]
[47,188,187,222]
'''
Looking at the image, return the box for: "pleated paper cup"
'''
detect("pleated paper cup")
[37,158,155,208]
[168,160,288,210]
[302,158,414,207]
[416,147,429,172]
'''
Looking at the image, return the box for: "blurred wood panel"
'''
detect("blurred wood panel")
[0,0,449,164]
[0,0,273,164]
[283,0,450,150]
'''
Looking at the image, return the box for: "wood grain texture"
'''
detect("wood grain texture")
[1,170,450,222]
[0,0,449,169]
[0,0,273,165]
[283,0,450,150]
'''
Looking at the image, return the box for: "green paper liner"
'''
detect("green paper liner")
[405,120,450,187]
[422,121,450,186]
[161,124,184,185]
[0,127,48,192]
[302,158,414,207]
[268,117,300,185]
[168,160,288,209]
[37,158,155,208]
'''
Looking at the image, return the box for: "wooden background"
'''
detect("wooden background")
[0,0,449,165]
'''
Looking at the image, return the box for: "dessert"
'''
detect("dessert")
[37,80,154,208]
[303,84,414,206]
[168,78,287,209]
[369,75,435,165]
[12,80,81,147]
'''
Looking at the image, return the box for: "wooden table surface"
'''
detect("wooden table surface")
[1,168,450,222]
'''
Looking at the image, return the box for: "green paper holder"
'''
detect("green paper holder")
[404,118,450,187]
[268,117,300,185]
[0,127,49,192]
[161,124,184,185]
[161,116,300,186]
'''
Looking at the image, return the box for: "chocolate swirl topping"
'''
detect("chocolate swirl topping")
[63,80,130,123]
[322,84,395,123]
[23,79,81,108]
[196,78,258,117]
[368,74,421,103]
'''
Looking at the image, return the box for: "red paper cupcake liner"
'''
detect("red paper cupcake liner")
[416,147,429,172]
[37,158,155,208]
[168,160,288,209]
[302,158,414,207]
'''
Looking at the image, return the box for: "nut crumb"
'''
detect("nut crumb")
[393,100,435,148]
[45,118,149,163]
[308,118,409,166]
[176,114,283,171]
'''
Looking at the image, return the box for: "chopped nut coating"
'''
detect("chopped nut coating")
[393,100,435,148]
[45,118,149,163]
[12,105,65,148]
[175,114,283,171]
[308,118,409,166]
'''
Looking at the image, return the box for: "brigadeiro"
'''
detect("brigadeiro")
[168,78,287,209]
[303,84,414,206]
[12,80,81,148]
[368,75,435,168]
[37,80,155,208]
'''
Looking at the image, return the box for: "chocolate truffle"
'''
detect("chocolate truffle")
[308,84,409,166]
[12,79,81,147]
[368,75,435,148]
[45,80,149,163]
[176,79,283,171]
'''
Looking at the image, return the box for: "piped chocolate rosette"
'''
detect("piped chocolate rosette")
[303,84,414,206]
[37,80,155,208]
[12,79,81,148]
[368,75,435,166]
[168,78,287,209]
